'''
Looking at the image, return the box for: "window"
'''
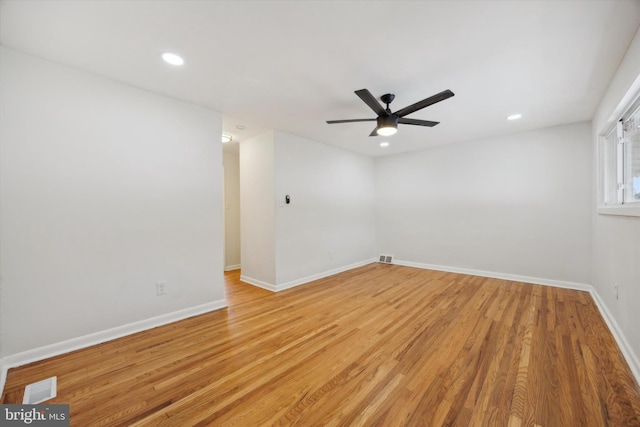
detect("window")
[600,98,640,214]
[623,104,640,203]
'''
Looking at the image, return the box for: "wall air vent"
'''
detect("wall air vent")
[378,254,393,264]
[23,376,57,404]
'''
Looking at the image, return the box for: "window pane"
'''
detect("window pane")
[624,104,640,203]
[604,128,618,205]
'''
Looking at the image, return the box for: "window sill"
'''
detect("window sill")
[597,205,640,217]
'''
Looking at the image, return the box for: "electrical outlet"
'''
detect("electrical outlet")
[614,283,619,300]
[156,282,167,296]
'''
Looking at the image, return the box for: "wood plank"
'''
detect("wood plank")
[2,264,640,426]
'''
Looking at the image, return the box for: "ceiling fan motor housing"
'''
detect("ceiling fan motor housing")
[377,114,398,129]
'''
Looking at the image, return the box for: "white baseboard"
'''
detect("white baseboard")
[394,259,592,291]
[393,258,640,386]
[589,290,640,386]
[275,259,377,292]
[241,258,377,293]
[239,275,277,292]
[224,264,241,272]
[0,299,227,397]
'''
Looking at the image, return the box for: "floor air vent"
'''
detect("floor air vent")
[378,254,393,264]
[23,376,57,404]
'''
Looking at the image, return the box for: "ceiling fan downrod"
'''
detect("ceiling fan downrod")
[380,93,395,113]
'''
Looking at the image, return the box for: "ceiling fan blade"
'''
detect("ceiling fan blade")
[394,89,454,118]
[369,127,379,137]
[355,89,389,117]
[326,118,376,124]
[398,118,439,127]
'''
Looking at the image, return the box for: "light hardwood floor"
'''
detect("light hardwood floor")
[2,264,640,426]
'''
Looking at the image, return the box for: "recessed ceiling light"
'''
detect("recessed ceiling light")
[221,134,232,143]
[380,142,390,148]
[162,52,184,66]
[236,125,246,130]
[507,114,522,121]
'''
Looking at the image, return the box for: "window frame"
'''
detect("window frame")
[598,90,640,217]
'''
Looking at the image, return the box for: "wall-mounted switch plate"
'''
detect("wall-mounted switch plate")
[156,282,167,296]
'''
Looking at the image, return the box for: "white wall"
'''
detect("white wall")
[591,26,640,370]
[0,47,225,357]
[375,122,592,285]
[240,130,375,290]
[240,132,277,286]
[274,131,375,286]
[223,149,241,270]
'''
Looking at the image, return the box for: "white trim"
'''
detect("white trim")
[601,72,640,132]
[597,205,640,217]
[393,259,592,291]
[224,264,241,271]
[240,275,277,292]
[394,259,640,386]
[589,290,640,386]
[0,299,227,392]
[240,258,377,293]
[274,258,377,292]
[597,73,640,213]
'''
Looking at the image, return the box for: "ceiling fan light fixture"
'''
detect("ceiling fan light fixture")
[376,115,398,136]
[377,126,397,136]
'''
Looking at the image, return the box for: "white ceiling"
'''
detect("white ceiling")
[1,0,639,157]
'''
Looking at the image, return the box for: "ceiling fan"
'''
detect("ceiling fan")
[326,89,454,136]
